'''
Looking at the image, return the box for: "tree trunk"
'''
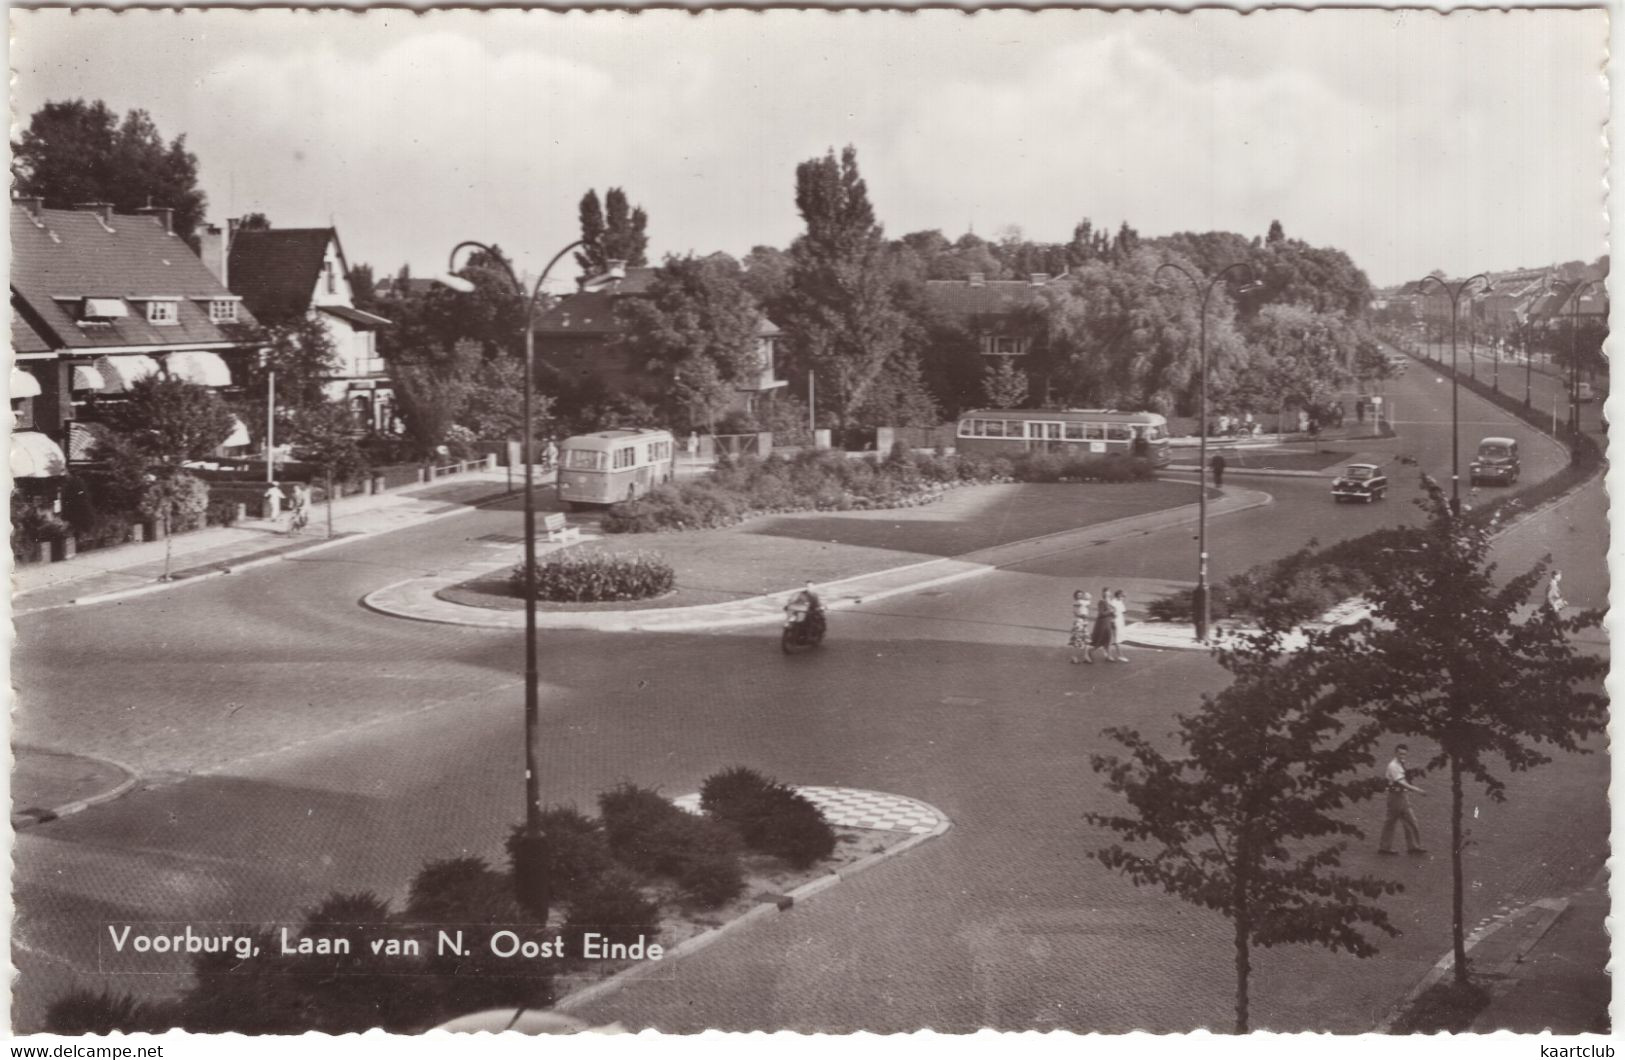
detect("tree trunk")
[1233,877,1251,1032]
[162,513,173,580]
[1450,755,1468,984]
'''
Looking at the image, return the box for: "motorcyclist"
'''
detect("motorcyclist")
[783,581,826,640]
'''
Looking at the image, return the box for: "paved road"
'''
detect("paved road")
[9,360,1606,1031]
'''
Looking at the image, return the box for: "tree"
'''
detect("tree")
[1266,220,1286,245]
[289,403,368,535]
[620,253,766,431]
[236,316,343,448]
[12,100,207,241]
[1338,481,1607,984]
[1087,619,1402,1032]
[575,187,649,275]
[980,358,1029,409]
[103,375,235,469]
[781,146,936,432]
[137,471,209,580]
[461,356,557,441]
[238,212,272,231]
[389,341,479,458]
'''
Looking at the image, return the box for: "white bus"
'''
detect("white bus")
[556,428,675,507]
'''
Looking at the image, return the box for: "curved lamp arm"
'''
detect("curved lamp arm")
[441,238,596,322]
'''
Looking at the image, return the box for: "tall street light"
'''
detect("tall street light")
[1155,260,1260,643]
[437,239,620,921]
[1416,273,1492,515]
[1550,277,1603,465]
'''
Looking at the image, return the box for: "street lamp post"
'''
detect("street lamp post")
[437,239,620,921]
[1155,260,1259,643]
[1550,278,1602,466]
[1415,273,1492,515]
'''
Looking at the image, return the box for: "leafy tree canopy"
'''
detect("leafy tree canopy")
[576,187,649,276]
[12,99,207,241]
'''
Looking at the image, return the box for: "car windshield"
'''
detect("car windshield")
[1479,444,1512,458]
[1344,466,1376,480]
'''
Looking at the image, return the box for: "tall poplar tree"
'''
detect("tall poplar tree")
[576,187,649,274]
[782,145,936,431]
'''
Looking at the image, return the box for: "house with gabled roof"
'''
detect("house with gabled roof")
[534,264,787,419]
[214,225,394,432]
[9,198,263,479]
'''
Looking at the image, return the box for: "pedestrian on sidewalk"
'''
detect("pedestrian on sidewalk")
[1209,453,1226,488]
[1089,592,1114,661]
[286,482,309,534]
[1108,589,1130,663]
[545,438,559,471]
[1546,570,1568,616]
[1378,744,1427,855]
[1068,590,1094,664]
[263,482,283,520]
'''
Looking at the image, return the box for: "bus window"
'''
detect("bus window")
[1064,423,1085,440]
[1084,424,1105,440]
[613,447,636,469]
[985,420,1005,438]
[1107,424,1131,441]
[1148,425,1167,441]
[565,449,606,471]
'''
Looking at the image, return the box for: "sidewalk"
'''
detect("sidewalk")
[11,470,525,614]
[1469,868,1610,1033]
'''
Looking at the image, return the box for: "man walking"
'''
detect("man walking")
[1378,744,1427,855]
[1209,453,1226,489]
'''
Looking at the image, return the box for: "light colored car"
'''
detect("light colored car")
[1576,381,1596,402]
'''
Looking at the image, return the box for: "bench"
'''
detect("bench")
[542,512,581,544]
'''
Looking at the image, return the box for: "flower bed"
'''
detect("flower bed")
[510,548,675,602]
[600,449,1154,534]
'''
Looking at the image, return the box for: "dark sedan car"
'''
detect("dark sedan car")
[1331,463,1388,503]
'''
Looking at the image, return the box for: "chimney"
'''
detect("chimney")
[968,272,985,287]
[12,195,44,221]
[136,205,174,235]
[1029,272,1049,286]
[74,202,115,227]
[197,223,229,286]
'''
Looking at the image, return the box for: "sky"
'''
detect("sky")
[10,8,1610,290]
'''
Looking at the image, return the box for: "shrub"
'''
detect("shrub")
[205,497,241,527]
[45,990,179,1035]
[406,858,549,1017]
[512,548,675,602]
[700,766,836,869]
[509,808,617,905]
[597,783,744,907]
[561,866,663,953]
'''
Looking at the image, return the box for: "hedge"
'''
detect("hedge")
[597,783,744,907]
[601,449,1155,533]
[700,766,836,868]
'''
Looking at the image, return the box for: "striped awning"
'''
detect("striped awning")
[222,415,251,448]
[165,351,234,387]
[71,365,106,390]
[93,355,162,394]
[10,430,67,478]
[10,367,42,399]
[67,421,114,461]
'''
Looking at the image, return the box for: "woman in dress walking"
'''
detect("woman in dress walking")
[1090,592,1114,662]
[1068,590,1093,664]
[1108,589,1130,663]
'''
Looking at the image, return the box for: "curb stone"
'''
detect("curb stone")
[10,753,140,830]
[549,796,951,1018]
[1371,896,1571,1032]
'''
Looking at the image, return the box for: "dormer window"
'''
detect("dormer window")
[208,299,239,323]
[146,300,178,325]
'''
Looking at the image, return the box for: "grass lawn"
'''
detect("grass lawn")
[439,479,1197,612]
